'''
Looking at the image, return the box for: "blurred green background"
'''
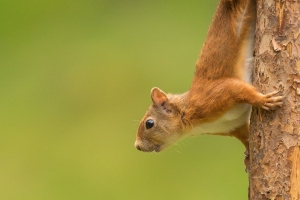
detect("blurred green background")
[0,0,248,199]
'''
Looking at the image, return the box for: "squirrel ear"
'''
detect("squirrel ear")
[151,87,168,106]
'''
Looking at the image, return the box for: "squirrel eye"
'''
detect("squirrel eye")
[145,119,154,129]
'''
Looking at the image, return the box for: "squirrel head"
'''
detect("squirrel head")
[134,87,188,152]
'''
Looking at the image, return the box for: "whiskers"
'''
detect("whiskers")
[180,138,190,147]
[168,140,186,154]
[132,119,140,127]
[173,149,181,154]
[170,138,192,154]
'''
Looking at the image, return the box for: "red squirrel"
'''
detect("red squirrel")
[134,0,283,157]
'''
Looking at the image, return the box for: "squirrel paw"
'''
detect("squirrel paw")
[259,91,283,111]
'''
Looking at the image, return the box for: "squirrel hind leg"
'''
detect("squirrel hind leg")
[229,123,250,171]
[229,123,249,150]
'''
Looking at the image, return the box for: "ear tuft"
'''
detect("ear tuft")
[151,87,168,106]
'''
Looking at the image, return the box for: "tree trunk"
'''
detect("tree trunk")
[249,0,300,199]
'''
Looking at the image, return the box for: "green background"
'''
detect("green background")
[1,0,248,199]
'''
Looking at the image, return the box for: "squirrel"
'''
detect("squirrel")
[134,0,283,162]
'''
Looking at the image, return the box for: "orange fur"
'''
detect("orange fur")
[134,0,283,153]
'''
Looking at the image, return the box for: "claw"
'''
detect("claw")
[259,91,283,111]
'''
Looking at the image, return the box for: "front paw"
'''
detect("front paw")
[258,91,283,110]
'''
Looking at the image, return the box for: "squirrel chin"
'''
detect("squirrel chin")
[135,142,162,152]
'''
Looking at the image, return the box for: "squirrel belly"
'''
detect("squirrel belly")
[192,103,251,136]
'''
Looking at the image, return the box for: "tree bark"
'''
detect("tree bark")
[249,0,300,199]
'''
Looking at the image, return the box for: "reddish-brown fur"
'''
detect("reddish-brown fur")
[135,0,283,156]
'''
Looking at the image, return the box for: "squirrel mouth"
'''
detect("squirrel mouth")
[154,144,162,152]
[142,144,162,152]
[135,141,162,152]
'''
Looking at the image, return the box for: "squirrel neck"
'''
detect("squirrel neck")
[168,90,212,129]
[169,83,229,130]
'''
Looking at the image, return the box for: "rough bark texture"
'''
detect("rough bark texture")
[249,0,300,199]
